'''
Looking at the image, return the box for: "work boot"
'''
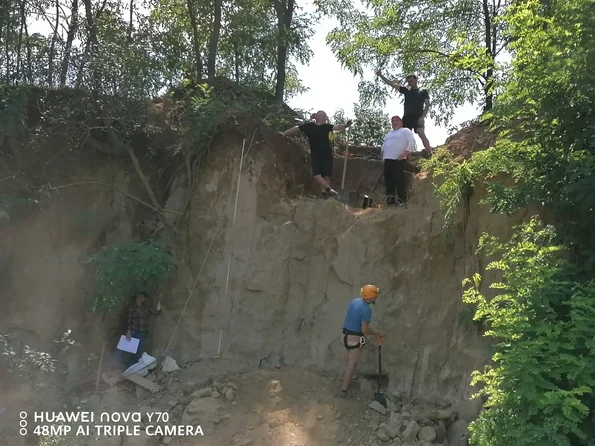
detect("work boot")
[421,149,432,159]
[336,390,348,399]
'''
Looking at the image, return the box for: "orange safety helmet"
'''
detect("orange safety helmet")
[361,284,380,303]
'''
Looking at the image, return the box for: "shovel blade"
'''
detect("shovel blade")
[374,392,387,408]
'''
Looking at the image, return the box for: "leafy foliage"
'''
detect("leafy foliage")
[479,0,595,273]
[0,84,28,136]
[420,147,476,228]
[0,333,57,377]
[313,0,510,123]
[463,219,595,446]
[413,0,595,443]
[86,242,176,312]
[331,103,391,147]
[0,0,314,100]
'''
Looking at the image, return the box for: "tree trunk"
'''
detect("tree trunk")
[60,0,79,87]
[78,0,106,89]
[128,0,133,41]
[207,0,222,81]
[234,42,240,82]
[24,20,32,82]
[5,1,11,83]
[16,0,25,80]
[186,0,203,79]
[482,0,494,112]
[274,0,295,102]
[47,0,60,86]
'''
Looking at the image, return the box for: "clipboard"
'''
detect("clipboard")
[116,335,140,354]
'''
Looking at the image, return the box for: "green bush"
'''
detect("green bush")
[463,218,595,446]
[86,241,176,312]
[420,147,476,229]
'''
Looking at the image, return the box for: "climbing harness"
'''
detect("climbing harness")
[342,328,366,350]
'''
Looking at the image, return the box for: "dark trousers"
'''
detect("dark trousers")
[128,330,148,366]
[384,159,407,205]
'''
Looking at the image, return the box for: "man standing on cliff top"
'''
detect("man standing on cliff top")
[381,115,416,206]
[375,70,432,159]
[282,110,352,198]
[337,285,385,399]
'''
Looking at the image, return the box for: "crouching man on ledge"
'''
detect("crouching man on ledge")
[282,110,352,199]
[337,284,385,399]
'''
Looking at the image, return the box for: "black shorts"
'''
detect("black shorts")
[402,114,423,132]
[311,149,333,177]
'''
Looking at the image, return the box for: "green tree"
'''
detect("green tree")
[477,0,595,273]
[331,102,390,147]
[463,219,595,446]
[314,0,510,124]
[86,242,176,312]
[425,0,595,443]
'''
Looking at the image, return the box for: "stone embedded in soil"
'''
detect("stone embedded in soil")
[225,388,235,401]
[447,419,470,446]
[369,401,388,415]
[317,414,324,420]
[402,420,421,442]
[379,422,398,439]
[376,430,388,441]
[401,420,409,428]
[212,390,221,398]
[435,408,454,420]
[435,420,448,443]
[418,426,437,442]
[162,437,172,445]
[191,387,212,398]
[162,356,180,373]
[268,419,281,429]
[389,412,403,430]
[181,396,221,427]
[228,381,239,390]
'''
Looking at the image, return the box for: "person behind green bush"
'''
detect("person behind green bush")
[125,292,161,366]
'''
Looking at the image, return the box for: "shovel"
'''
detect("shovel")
[339,126,352,204]
[374,335,387,407]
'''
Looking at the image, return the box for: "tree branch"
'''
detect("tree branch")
[46,180,182,216]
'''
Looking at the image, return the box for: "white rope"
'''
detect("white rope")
[162,230,219,356]
[217,138,247,355]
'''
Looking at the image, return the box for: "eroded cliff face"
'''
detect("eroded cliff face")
[152,122,525,406]
[0,117,523,409]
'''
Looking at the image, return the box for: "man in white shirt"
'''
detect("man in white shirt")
[381,116,416,205]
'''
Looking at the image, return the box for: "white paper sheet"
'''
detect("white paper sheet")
[116,335,140,354]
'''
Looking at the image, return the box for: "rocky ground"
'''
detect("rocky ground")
[85,358,474,446]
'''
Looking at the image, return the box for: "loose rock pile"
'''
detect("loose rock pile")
[367,392,474,446]
[91,365,479,446]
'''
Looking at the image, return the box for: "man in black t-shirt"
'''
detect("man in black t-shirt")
[282,110,352,198]
[376,70,432,158]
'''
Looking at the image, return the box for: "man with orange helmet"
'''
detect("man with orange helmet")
[337,284,385,398]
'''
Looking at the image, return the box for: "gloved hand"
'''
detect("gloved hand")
[346,120,353,127]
